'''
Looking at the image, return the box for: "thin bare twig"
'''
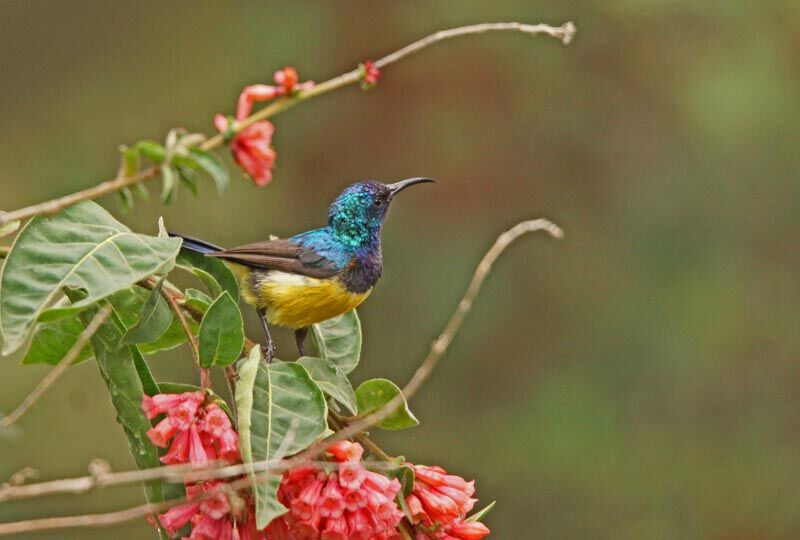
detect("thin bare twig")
[0,21,574,227]
[0,306,112,432]
[161,287,210,389]
[0,218,562,535]
[305,219,563,448]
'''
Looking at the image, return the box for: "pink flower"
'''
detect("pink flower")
[143,393,197,419]
[328,440,364,463]
[273,66,315,96]
[338,462,366,490]
[143,392,240,467]
[158,501,200,536]
[405,464,488,538]
[359,60,381,89]
[236,85,281,120]
[147,417,178,447]
[443,520,491,540]
[215,67,313,187]
[217,118,277,187]
[275,442,403,539]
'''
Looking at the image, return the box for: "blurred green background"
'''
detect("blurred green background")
[2,1,800,538]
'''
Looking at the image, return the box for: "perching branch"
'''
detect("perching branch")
[0,21,574,227]
[306,219,564,449]
[160,287,210,389]
[0,217,562,535]
[0,306,113,432]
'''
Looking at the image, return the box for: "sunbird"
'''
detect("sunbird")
[172,177,433,358]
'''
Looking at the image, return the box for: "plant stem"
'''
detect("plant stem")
[0,20,574,227]
[0,306,112,432]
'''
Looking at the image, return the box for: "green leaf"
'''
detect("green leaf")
[117,187,134,212]
[21,303,93,366]
[235,349,327,529]
[198,291,244,367]
[391,465,415,498]
[176,165,200,197]
[160,165,178,204]
[122,280,171,345]
[119,145,140,177]
[131,344,160,397]
[132,183,150,201]
[355,378,419,431]
[297,356,357,414]
[466,501,496,523]
[135,140,166,163]
[183,288,212,314]
[139,314,195,355]
[176,249,239,301]
[311,310,361,375]
[188,148,230,194]
[77,303,166,513]
[0,202,181,355]
[0,220,20,238]
[22,286,147,365]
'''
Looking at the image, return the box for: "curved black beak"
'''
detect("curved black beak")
[387,177,435,197]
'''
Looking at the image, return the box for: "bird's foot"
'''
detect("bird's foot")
[294,327,309,357]
[261,341,276,363]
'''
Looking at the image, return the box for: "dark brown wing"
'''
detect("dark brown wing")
[207,239,340,279]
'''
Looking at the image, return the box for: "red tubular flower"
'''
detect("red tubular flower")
[216,118,277,187]
[328,440,364,463]
[143,392,239,467]
[443,520,491,540]
[159,501,201,536]
[216,66,313,187]
[359,60,381,89]
[274,442,404,539]
[406,464,488,539]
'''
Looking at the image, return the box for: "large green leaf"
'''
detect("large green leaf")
[297,356,357,414]
[77,302,167,536]
[188,148,230,194]
[355,378,419,431]
[0,202,181,355]
[176,249,239,300]
[182,288,212,314]
[310,310,361,374]
[235,350,328,530]
[198,291,244,367]
[22,285,191,364]
[21,302,93,365]
[122,279,171,345]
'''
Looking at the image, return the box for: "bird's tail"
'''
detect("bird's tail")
[168,232,223,255]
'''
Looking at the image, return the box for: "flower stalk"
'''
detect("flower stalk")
[0,21,574,227]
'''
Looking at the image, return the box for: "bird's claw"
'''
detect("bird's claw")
[261,341,276,363]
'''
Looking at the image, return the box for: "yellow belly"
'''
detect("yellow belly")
[233,267,370,329]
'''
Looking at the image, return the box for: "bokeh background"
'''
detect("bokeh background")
[2,1,800,538]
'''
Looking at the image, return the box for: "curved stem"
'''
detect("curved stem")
[0,306,112,432]
[0,21,574,227]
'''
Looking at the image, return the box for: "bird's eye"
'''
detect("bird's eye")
[373,198,383,207]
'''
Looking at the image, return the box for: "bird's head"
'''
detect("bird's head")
[328,178,434,248]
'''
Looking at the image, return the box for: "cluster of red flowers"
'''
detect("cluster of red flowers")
[144,391,239,467]
[406,465,489,540]
[215,66,314,186]
[143,393,489,539]
[267,440,404,540]
[216,61,382,186]
[158,480,262,540]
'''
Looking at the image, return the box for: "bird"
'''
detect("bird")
[171,177,434,359]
